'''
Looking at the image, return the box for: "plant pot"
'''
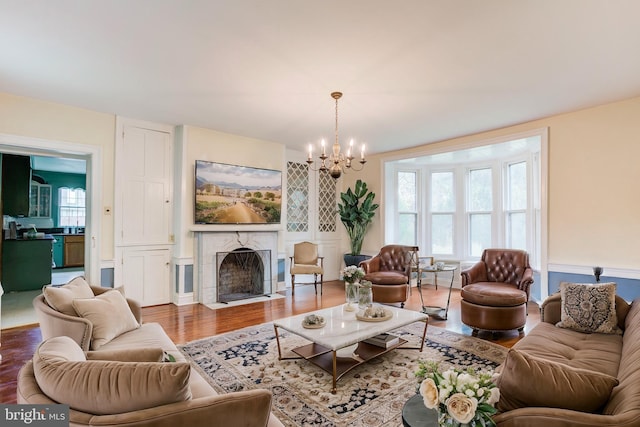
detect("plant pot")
[343,254,371,267]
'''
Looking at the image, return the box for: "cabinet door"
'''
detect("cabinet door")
[119,126,172,245]
[121,247,171,306]
[2,154,30,216]
[52,237,64,268]
[29,183,52,217]
[64,235,85,267]
[39,184,51,217]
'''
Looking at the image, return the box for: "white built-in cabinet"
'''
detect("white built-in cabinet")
[115,118,173,307]
[284,153,342,286]
[121,246,171,306]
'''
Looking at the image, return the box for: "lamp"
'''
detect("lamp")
[307,91,366,179]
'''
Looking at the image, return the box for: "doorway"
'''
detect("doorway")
[0,133,102,329]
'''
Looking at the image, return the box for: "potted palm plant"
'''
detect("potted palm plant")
[338,179,379,266]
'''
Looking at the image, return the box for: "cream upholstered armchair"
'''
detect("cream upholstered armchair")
[289,241,324,295]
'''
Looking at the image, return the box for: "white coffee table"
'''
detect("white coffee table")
[273,305,428,393]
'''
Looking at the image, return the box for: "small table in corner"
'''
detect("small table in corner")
[417,264,457,320]
[402,394,438,427]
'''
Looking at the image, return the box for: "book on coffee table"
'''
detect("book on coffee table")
[363,333,400,348]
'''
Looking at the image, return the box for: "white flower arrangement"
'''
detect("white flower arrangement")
[340,265,365,284]
[416,361,499,426]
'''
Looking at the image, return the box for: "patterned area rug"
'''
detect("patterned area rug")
[180,320,507,427]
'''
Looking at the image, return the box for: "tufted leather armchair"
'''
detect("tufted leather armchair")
[460,249,534,335]
[359,245,417,308]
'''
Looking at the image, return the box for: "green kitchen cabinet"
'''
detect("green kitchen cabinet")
[1,154,31,217]
[52,236,64,268]
[1,238,53,291]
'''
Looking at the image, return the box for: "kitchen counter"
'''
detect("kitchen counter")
[5,233,56,241]
[2,237,53,291]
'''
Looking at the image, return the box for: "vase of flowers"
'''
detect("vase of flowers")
[416,361,499,427]
[341,265,365,311]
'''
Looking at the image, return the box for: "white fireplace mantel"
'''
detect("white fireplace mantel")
[191,224,282,233]
[194,230,279,304]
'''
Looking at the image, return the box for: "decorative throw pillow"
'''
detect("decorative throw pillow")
[72,290,140,350]
[33,336,191,415]
[557,282,621,334]
[42,276,94,316]
[495,348,619,413]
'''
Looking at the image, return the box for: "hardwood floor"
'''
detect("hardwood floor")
[0,280,540,404]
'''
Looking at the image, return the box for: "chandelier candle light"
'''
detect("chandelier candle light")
[307,91,366,179]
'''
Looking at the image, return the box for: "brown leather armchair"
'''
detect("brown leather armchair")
[359,245,417,308]
[460,248,534,335]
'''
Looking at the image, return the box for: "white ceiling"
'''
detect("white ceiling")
[1,1,640,155]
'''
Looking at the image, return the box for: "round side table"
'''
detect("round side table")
[402,394,438,427]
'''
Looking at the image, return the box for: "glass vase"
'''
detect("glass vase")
[358,286,373,310]
[345,282,359,311]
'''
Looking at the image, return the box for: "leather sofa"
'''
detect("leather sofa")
[493,293,640,427]
[460,249,533,335]
[359,245,416,308]
[17,278,284,427]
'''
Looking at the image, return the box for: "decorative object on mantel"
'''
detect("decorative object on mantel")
[194,160,282,225]
[338,179,379,266]
[306,91,367,179]
[593,266,604,283]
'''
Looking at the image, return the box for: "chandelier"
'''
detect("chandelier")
[307,91,366,179]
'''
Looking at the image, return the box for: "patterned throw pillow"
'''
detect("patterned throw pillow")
[557,282,621,335]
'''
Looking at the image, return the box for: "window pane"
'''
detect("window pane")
[431,214,453,254]
[431,172,454,212]
[468,168,492,211]
[398,213,416,245]
[508,162,527,210]
[58,187,86,227]
[470,213,491,257]
[398,171,416,211]
[508,212,527,250]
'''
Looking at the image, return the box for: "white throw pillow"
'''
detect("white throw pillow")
[42,276,94,316]
[72,290,140,350]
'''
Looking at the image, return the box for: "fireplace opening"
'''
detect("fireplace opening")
[216,248,271,303]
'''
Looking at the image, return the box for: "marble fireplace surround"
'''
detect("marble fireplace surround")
[194,229,279,304]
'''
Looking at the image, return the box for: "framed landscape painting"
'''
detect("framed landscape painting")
[194,160,282,224]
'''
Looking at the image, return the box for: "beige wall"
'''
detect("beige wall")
[360,96,640,269]
[0,92,116,260]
